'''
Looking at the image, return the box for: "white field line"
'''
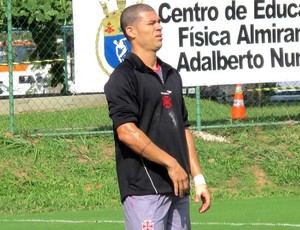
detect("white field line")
[0,219,299,227]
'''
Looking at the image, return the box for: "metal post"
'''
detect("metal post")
[7,0,14,134]
[63,20,69,94]
[196,86,201,131]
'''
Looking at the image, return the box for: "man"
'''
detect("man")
[104,3,211,230]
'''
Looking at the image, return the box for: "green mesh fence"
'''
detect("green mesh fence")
[184,84,300,130]
[0,1,299,136]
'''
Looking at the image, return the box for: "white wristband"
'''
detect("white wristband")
[194,174,206,186]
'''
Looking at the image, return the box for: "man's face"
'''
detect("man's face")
[133,10,163,52]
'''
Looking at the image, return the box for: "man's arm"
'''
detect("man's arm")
[116,122,189,196]
[185,128,211,213]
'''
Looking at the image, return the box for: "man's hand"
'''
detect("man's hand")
[194,185,211,213]
[166,160,189,197]
[116,123,190,197]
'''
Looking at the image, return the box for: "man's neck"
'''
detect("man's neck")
[132,49,158,70]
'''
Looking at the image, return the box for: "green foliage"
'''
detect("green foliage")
[0,0,73,88]
[1,0,72,27]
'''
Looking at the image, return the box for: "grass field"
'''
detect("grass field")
[1,197,299,230]
[0,96,299,135]
[0,97,299,229]
[0,125,299,214]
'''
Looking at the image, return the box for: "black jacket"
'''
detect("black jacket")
[104,53,190,202]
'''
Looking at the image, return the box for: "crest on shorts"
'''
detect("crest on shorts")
[142,219,154,230]
[96,0,143,76]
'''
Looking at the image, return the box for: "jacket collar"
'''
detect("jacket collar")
[125,52,172,74]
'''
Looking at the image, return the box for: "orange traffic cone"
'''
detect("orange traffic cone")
[231,84,246,120]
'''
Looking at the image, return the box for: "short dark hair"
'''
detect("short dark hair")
[120,4,155,38]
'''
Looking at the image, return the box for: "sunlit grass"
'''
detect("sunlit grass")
[0,97,299,135]
[0,125,299,214]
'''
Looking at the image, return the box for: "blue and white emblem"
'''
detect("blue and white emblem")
[96,0,142,76]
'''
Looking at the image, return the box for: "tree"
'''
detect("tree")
[0,0,73,92]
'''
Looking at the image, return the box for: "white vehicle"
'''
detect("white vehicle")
[0,40,51,96]
[270,81,300,102]
[0,40,74,97]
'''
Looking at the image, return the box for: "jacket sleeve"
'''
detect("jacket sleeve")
[104,69,139,130]
[181,97,190,128]
[176,69,190,128]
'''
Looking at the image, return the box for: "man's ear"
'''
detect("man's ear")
[125,26,136,39]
